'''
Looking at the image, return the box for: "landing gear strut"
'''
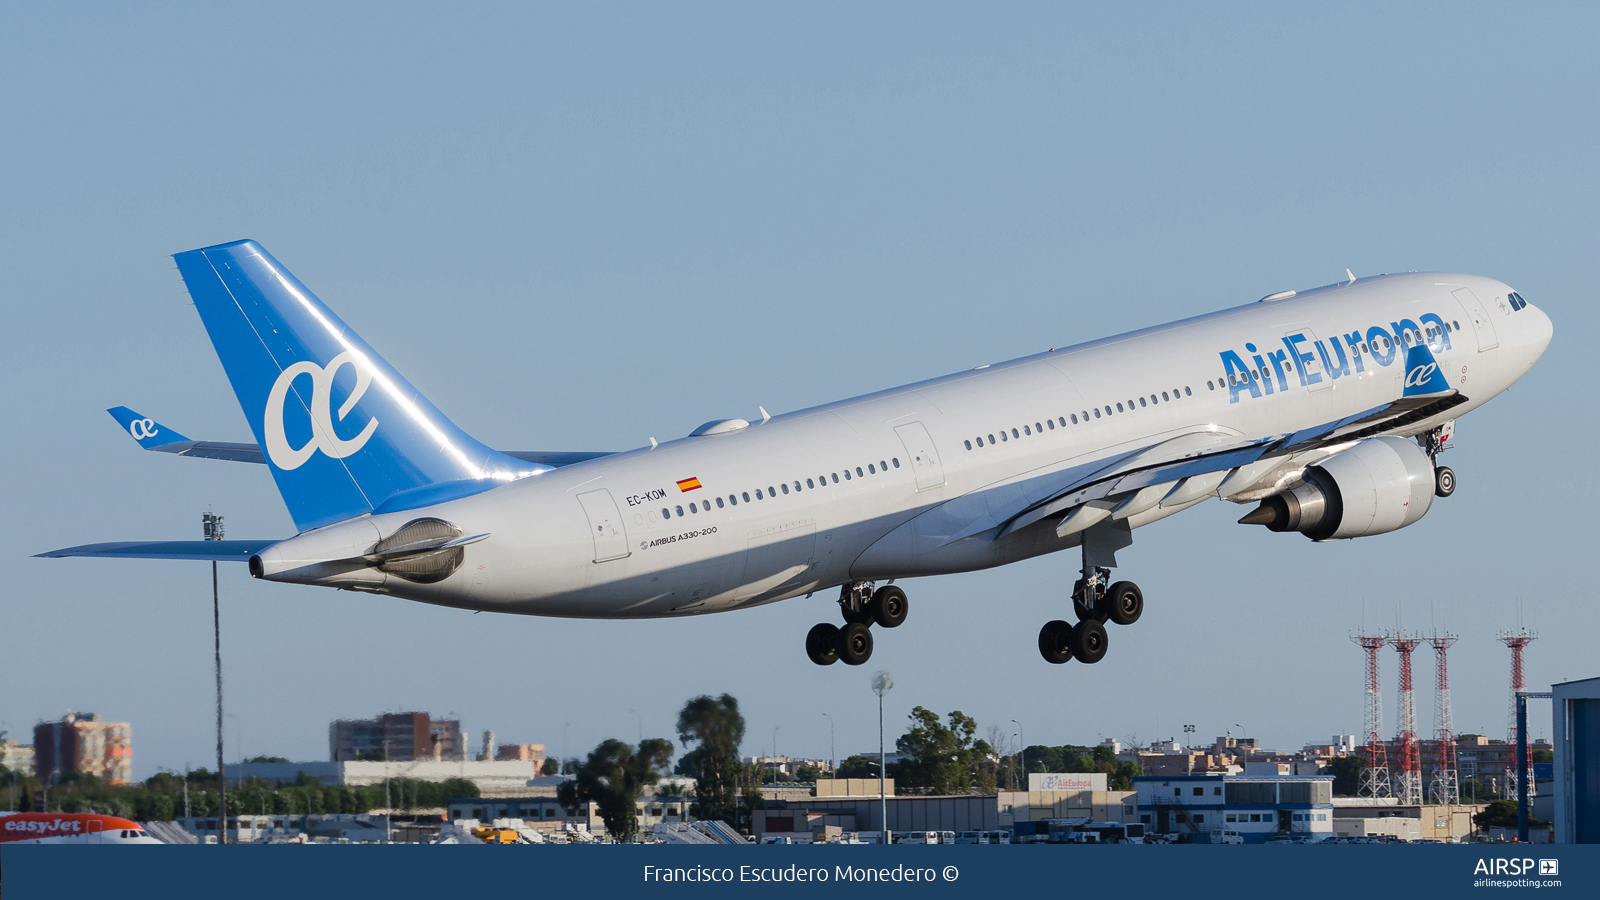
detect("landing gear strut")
[1421,423,1457,499]
[804,581,910,666]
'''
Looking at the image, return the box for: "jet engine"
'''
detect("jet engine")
[1238,436,1435,541]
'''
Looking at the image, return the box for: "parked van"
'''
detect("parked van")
[1215,830,1244,844]
[894,831,939,844]
[955,831,988,844]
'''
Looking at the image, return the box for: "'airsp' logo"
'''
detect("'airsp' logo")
[264,350,379,470]
[1404,362,1439,388]
[127,418,159,441]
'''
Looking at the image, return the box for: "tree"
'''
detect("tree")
[893,707,993,795]
[675,694,745,824]
[836,755,882,779]
[540,758,560,777]
[1327,755,1366,797]
[557,738,673,840]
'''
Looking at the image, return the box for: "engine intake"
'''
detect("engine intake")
[1238,436,1435,541]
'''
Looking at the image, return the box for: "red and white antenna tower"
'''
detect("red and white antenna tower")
[1497,626,1538,798]
[1426,630,1460,807]
[1351,630,1391,798]
[1389,631,1424,806]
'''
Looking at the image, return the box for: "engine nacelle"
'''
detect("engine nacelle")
[1238,436,1435,541]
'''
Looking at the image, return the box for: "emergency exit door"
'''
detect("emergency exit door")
[576,489,630,562]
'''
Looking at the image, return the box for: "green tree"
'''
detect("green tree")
[893,707,993,795]
[540,758,560,777]
[1327,756,1366,797]
[836,755,883,779]
[558,738,673,840]
[675,694,745,824]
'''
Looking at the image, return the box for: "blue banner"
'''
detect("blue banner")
[4,844,1596,898]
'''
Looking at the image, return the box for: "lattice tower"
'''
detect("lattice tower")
[1389,632,1424,806]
[1427,631,1460,807]
[1351,630,1391,798]
[1497,628,1538,798]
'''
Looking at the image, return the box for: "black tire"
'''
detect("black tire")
[1106,581,1143,626]
[1071,619,1109,664]
[872,585,909,628]
[838,623,874,666]
[1435,466,1456,498]
[1038,619,1075,664]
[806,623,840,665]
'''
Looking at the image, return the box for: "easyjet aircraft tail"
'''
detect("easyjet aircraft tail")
[174,241,540,531]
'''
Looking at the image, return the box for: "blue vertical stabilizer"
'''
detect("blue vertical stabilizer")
[174,240,542,531]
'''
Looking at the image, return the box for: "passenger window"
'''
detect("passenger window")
[742,492,750,502]
[768,486,776,496]
[1116,403,1124,412]
[794,481,802,491]
[781,484,789,494]
[1138,397,1146,407]
[1011,428,1019,438]
[1162,391,1170,401]
[715,497,724,508]
[1059,417,1068,427]
[1150,395,1157,404]
[1208,381,1214,390]
[831,473,839,483]
[1001,431,1008,442]
[856,467,864,477]
[690,502,698,513]
[662,507,671,518]
[1070,414,1078,424]
[806,478,814,488]
[1105,406,1113,415]
[988,434,995,444]
[892,458,900,467]
[675,505,684,516]
[1047,419,1054,430]
[1093,409,1101,418]
[1023,425,1030,435]
[880,460,888,470]
[1452,320,1461,329]
[1035,422,1042,432]
[1184,386,1191,396]
[965,440,972,450]
[727,495,735,506]
[976,437,983,446]
[868,464,876,473]
[843,470,851,480]
[755,489,763,499]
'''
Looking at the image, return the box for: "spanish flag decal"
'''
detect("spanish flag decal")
[676,477,702,492]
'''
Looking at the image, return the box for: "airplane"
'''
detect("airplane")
[1,811,163,844]
[39,241,1552,668]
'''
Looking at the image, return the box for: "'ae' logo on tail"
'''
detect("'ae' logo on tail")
[1401,343,1451,397]
[264,350,380,470]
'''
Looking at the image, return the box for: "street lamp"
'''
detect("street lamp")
[202,510,227,845]
[872,671,894,844]
[821,713,835,780]
[1183,725,1196,750]
[1012,719,1024,790]
[628,709,643,743]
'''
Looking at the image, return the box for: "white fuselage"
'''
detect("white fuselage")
[266,273,1551,618]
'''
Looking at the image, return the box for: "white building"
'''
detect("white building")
[1133,774,1334,843]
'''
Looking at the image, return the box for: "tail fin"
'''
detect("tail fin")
[174,240,542,531]
[1401,342,1451,398]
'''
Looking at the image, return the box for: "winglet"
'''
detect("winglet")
[107,407,191,449]
[1401,343,1451,397]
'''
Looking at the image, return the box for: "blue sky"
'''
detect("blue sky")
[2,3,1594,776]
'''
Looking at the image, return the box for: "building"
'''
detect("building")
[753,787,1134,841]
[1132,774,1335,843]
[1,739,34,777]
[1330,798,1476,842]
[493,743,547,768]
[1552,675,1600,844]
[32,713,131,785]
[223,758,540,790]
[329,712,463,761]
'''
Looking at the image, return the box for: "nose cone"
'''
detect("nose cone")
[1527,303,1554,360]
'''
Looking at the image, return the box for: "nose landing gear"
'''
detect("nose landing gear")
[804,582,910,666]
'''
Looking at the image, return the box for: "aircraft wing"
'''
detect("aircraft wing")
[34,540,277,561]
[984,390,1467,541]
[107,408,612,469]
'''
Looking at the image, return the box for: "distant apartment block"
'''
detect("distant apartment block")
[329,712,463,762]
[1,738,35,776]
[493,743,547,768]
[33,713,131,785]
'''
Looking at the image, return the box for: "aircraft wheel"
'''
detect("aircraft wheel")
[806,623,840,666]
[1038,619,1075,664]
[872,585,909,628]
[1435,466,1456,498]
[1071,619,1109,664]
[1106,581,1143,626]
[838,623,874,666]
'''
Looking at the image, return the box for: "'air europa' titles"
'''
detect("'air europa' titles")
[1218,311,1456,404]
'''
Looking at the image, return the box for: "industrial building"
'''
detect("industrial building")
[1552,675,1600,844]
[224,758,542,790]
[1132,774,1335,843]
[329,712,463,761]
[32,712,131,785]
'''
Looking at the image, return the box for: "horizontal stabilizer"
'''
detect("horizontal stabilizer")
[108,407,609,469]
[34,540,277,561]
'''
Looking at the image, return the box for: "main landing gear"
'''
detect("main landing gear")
[805,582,908,666]
[1038,563,1143,666]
